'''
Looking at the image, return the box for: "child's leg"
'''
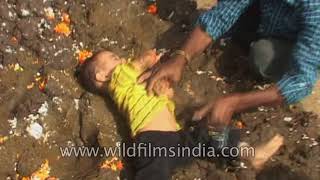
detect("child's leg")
[186,120,284,169]
[184,119,241,154]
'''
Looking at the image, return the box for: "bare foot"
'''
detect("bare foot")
[250,134,284,170]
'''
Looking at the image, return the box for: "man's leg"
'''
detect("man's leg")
[249,38,294,80]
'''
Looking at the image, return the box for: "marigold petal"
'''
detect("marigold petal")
[54,22,71,36]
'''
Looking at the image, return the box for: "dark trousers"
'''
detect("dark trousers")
[133,131,187,180]
[133,121,240,180]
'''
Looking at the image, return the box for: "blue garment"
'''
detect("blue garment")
[197,0,320,104]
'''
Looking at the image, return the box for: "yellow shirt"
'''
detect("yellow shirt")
[108,63,179,136]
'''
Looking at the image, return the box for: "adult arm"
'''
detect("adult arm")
[139,0,255,94]
[193,2,320,124]
[276,2,320,104]
[193,87,283,125]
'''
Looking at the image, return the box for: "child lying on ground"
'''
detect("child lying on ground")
[78,49,284,180]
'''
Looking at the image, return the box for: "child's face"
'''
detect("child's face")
[92,51,123,89]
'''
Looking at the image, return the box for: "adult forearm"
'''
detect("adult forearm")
[234,86,284,113]
[181,26,213,59]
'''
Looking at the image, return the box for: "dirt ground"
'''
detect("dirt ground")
[0,0,319,179]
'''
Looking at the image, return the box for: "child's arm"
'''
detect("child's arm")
[132,49,174,98]
[131,49,161,72]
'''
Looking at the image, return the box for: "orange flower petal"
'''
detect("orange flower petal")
[22,160,52,180]
[110,164,117,171]
[11,36,18,44]
[62,13,70,24]
[78,50,93,64]
[235,120,245,129]
[0,136,9,144]
[147,4,157,15]
[116,161,124,170]
[54,22,71,37]
[38,77,47,92]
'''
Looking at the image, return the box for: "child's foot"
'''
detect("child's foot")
[250,134,284,170]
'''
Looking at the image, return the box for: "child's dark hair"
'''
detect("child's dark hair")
[76,55,101,94]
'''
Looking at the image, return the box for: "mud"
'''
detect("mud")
[0,0,319,180]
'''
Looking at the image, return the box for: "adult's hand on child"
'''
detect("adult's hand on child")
[192,94,240,126]
[138,55,187,95]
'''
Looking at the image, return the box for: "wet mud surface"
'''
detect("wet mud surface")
[0,0,319,179]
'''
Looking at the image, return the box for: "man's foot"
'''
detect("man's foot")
[250,134,284,170]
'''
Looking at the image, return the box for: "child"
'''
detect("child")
[78,49,284,179]
[78,49,183,179]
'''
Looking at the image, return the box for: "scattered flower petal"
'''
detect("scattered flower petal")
[11,36,18,44]
[38,101,49,117]
[14,63,24,72]
[38,77,48,92]
[22,160,54,180]
[62,12,70,24]
[27,82,35,89]
[78,50,93,64]
[235,120,245,129]
[101,157,123,171]
[54,22,71,36]
[0,136,9,144]
[147,4,157,15]
[116,161,124,170]
[44,7,55,20]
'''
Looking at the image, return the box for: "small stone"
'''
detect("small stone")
[301,134,309,140]
[8,117,17,129]
[74,99,79,110]
[258,107,265,112]
[239,162,247,169]
[27,122,43,139]
[21,9,31,16]
[14,63,24,72]
[309,141,318,147]
[38,101,49,116]
[283,117,293,122]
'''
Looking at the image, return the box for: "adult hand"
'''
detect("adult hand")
[138,55,187,95]
[192,94,240,126]
[192,87,284,126]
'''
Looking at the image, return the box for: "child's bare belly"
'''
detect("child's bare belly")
[138,107,178,133]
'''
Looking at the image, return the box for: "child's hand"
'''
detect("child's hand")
[139,49,162,68]
[153,79,174,98]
